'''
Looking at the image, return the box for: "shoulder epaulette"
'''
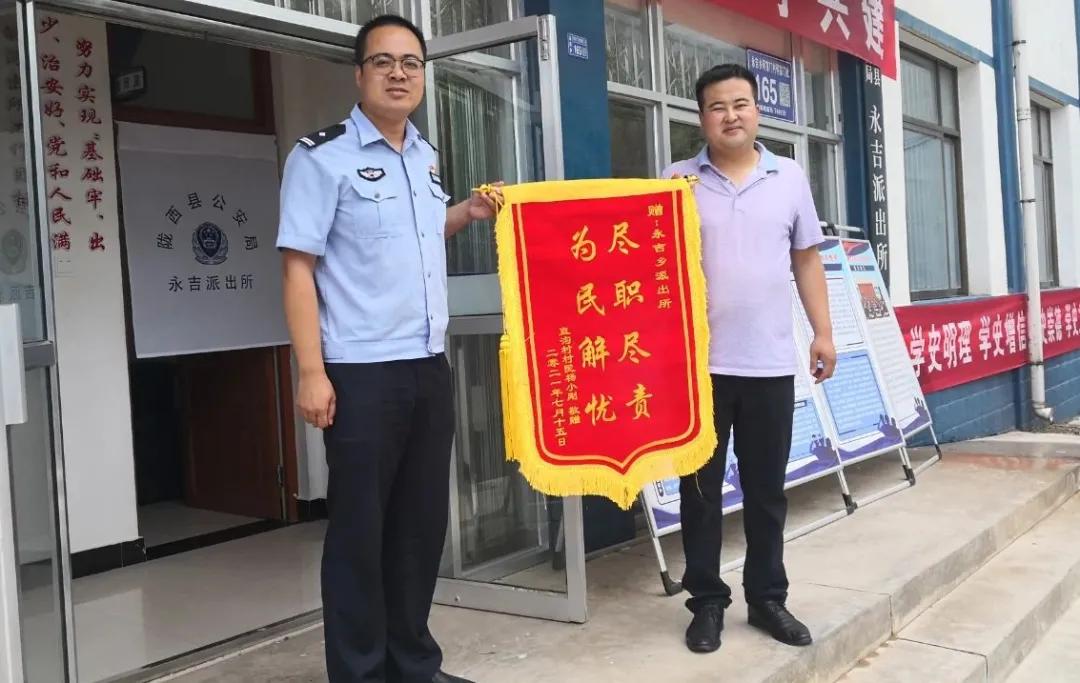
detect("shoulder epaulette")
[298,124,346,150]
[418,133,439,154]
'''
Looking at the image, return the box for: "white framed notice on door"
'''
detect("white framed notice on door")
[117,123,288,358]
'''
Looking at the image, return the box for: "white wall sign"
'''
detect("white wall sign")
[117,123,288,358]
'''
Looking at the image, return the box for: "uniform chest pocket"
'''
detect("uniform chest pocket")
[345,178,404,238]
[428,182,451,236]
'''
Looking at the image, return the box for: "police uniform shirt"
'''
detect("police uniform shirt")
[276,105,452,363]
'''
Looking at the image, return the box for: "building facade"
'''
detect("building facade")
[0,1,1077,680]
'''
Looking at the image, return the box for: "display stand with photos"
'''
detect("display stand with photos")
[640,227,942,595]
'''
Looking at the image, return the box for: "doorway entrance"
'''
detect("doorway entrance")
[107,24,294,561]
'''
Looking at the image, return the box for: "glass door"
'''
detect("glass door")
[1,1,76,680]
[420,15,587,623]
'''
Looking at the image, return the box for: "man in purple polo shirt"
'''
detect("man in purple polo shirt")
[663,63,836,654]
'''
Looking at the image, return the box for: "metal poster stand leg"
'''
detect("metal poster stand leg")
[835,467,858,514]
[899,446,917,485]
[652,533,683,596]
[851,447,917,509]
[640,493,684,596]
[914,425,945,476]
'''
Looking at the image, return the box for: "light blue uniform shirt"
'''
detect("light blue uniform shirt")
[276,105,451,363]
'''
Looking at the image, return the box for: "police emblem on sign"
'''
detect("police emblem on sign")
[0,229,27,275]
[358,167,385,182]
[192,222,229,265]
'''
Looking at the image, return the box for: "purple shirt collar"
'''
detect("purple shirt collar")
[694,141,779,181]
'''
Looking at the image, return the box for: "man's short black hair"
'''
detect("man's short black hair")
[695,63,758,111]
[354,14,427,66]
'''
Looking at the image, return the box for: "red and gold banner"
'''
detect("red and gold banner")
[495,179,716,509]
[894,289,1080,394]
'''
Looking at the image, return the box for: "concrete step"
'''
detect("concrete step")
[788,454,1080,635]
[161,451,1080,683]
[1007,597,1080,682]
[838,639,985,683]
[433,455,1080,683]
[838,492,1080,683]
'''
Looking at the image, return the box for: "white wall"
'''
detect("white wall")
[1024,0,1079,99]
[889,17,1006,300]
[957,62,1009,296]
[38,13,139,554]
[1023,0,1079,290]
[1052,106,1080,288]
[271,52,357,170]
[896,0,993,58]
[270,52,356,500]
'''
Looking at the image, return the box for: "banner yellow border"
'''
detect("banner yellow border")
[495,178,717,509]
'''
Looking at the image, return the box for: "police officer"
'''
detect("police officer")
[277,14,499,683]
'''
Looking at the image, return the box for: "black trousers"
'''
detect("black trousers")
[322,356,455,683]
[680,374,794,611]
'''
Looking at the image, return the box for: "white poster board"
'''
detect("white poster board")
[117,123,288,358]
[641,238,923,537]
[841,239,932,438]
[794,239,904,464]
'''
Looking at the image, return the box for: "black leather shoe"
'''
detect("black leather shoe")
[748,601,812,646]
[433,671,475,683]
[685,604,724,653]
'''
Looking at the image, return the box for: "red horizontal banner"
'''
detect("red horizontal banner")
[704,0,897,78]
[1043,288,1080,360]
[894,289,1080,393]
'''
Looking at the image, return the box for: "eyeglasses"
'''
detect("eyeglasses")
[361,53,425,77]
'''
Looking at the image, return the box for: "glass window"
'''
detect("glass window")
[808,138,838,223]
[435,41,542,276]
[804,40,834,132]
[7,368,68,681]
[1,8,45,341]
[440,332,562,590]
[430,0,512,37]
[605,0,651,90]
[609,98,650,178]
[900,54,939,124]
[661,0,790,102]
[252,0,401,25]
[669,119,704,165]
[1033,103,1057,287]
[760,137,795,159]
[668,123,796,168]
[610,2,843,228]
[901,49,964,297]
